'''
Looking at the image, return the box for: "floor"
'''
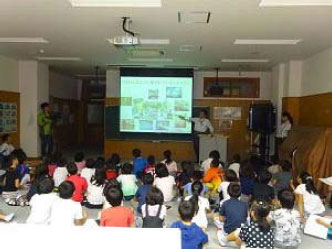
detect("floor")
[0,198,331,249]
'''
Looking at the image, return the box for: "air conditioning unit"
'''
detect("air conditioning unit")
[110,36,140,46]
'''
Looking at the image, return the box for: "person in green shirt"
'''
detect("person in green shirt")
[37,102,53,157]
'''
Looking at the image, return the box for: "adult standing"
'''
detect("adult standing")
[179,109,214,162]
[279,112,293,139]
[37,102,53,157]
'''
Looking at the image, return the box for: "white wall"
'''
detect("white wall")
[106,69,272,100]
[302,46,332,96]
[49,71,80,100]
[0,55,19,92]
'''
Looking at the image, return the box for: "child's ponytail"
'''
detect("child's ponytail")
[300,172,318,194]
[189,181,203,215]
[251,199,271,233]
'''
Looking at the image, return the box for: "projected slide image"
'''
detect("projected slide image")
[120,76,193,133]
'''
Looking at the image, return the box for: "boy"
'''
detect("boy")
[217,183,248,246]
[270,189,301,248]
[228,154,241,178]
[203,158,223,194]
[100,187,135,227]
[135,173,154,214]
[271,161,292,194]
[50,181,87,226]
[66,162,88,202]
[132,148,147,177]
[171,200,208,249]
[252,170,276,203]
[26,177,58,225]
[184,171,209,197]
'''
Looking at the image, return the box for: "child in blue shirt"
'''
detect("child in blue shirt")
[132,148,147,177]
[171,200,208,249]
[16,150,30,185]
[135,173,154,214]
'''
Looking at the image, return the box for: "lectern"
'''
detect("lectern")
[198,134,228,163]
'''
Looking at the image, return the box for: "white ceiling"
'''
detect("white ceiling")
[1,0,332,75]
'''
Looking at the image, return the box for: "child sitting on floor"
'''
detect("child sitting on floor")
[66,162,88,203]
[161,150,178,177]
[252,170,276,203]
[142,186,167,228]
[292,172,325,219]
[100,186,135,227]
[185,181,210,230]
[203,158,224,194]
[105,161,118,180]
[218,169,238,204]
[184,171,209,197]
[16,150,30,186]
[144,155,156,175]
[74,152,86,174]
[116,163,138,201]
[2,154,20,200]
[84,168,106,209]
[53,157,68,188]
[270,189,301,248]
[136,173,154,214]
[216,183,248,247]
[132,148,147,177]
[26,177,58,225]
[81,158,96,183]
[154,163,176,202]
[50,181,87,226]
[271,161,292,195]
[171,200,208,249]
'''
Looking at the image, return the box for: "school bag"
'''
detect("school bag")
[142,205,164,228]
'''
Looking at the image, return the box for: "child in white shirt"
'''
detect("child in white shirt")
[154,163,176,202]
[81,158,96,183]
[26,177,58,225]
[85,168,106,209]
[218,169,238,204]
[116,163,138,201]
[53,158,68,187]
[161,150,178,177]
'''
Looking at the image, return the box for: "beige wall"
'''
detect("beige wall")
[0,55,19,92]
[49,71,80,100]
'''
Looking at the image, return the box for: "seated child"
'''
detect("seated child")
[203,158,224,194]
[154,163,176,202]
[185,181,210,230]
[201,150,220,174]
[161,150,178,177]
[66,162,88,202]
[271,161,292,194]
[81,158,96,183]
[292,172,325,219]
[144,155,156,175]
[132,148,147,177]
[216,183,248,246]
[116,163,138,201]
[102,179,122,210]
[2,154,20,199]
[177,161,195,197]
[47,153,59,178]
[100,186,135,227]
[270,189,301,248]
[171,200,208,249]
[184,171,209,197]
[74,152,86,174]
[218,169,238,203]
[50,181,87,226]
[109,153,122,173]
[27,164,49,201]
[239,161,255,202]
[0,133,14,157]
[142,186,167,228]
[16,150,30,185]
[26,177,58,224]
[105,161,118,180]
[228,154,241,178]
[53,157,68,188]
[235,199,274,248]
[252,171,276,203]
[136,173,154,214]
[85,168,106,209]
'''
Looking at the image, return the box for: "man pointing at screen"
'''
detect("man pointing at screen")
[179,109,214,163]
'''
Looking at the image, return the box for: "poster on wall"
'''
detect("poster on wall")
[213,107,242,120]
[0,102,18,133]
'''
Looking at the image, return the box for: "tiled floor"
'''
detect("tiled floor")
[0,198,331,249]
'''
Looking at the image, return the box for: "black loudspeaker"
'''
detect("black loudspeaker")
[249,104,276,134]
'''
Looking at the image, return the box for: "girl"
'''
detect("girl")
[145,155,156,175]
[27,164,50,201]
[105,161,118,180]
[116,163,138,201]
[16,150,30,186]
[2,154,20,200]
[53,157,68,188]
[292,172,325,219]
[0,134,15,156]
[239,161,255,203]
[218,169,238,203]
[81,158,96,183]
[185,181,210,230]
[74,152,86,174]
[85,168,106,209]
[162,150,178,177]
[142,186,167,228]
[154,163,176,202]
[235,199,274,248]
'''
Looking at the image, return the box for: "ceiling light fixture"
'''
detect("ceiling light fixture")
[36,57,82,61]
[234,39,302,45]
[260,0,332,6]
[128,58,173,62]
[68,0,161,7]
[0,37,49,43]
[221,59,270,63]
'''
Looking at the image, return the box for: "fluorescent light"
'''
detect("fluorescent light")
[0,37,49,43]
[128,58,173,62]
[140,39,170,45]
[68,0,161,7]
[234,39,302,45]
[36,57,82,61]
[178,11,211,24]
[260,0,332,6]
[222,59,270,63]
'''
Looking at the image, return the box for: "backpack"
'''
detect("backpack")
[142,205,164,228]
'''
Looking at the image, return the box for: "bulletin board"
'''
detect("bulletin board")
[0,91,20,147]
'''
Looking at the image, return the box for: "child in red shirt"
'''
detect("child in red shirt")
[100,186,135,227]
[144,155,156,175]
[105,162,118,180]
[66,162,88,202]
